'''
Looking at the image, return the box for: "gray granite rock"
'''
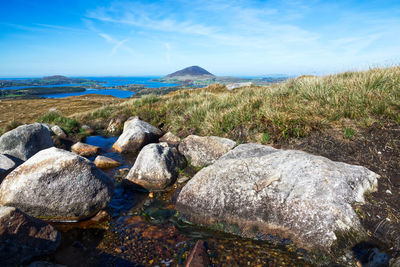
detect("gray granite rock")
[176,143,379,252]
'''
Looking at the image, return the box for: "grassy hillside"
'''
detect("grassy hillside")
[77,66,400,143]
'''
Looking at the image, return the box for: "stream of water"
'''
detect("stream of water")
[37,136,314,266]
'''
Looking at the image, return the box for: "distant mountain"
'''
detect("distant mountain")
[165,66,215,80]
[42,75,70,81]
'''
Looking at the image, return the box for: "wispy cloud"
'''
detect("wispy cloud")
[84,18,134,56]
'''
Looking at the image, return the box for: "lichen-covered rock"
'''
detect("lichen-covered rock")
[51,125,67,138]
[124,142,185,190]
[176,143,379,252]
[390,257,400,267]
[178,135,236,167]
[71,142,101,157]
[0,154,19,181]
[0,147,114,221]
[0,123,53,161]
[159,131,181,146]
[94,155,122,169]
[0,205,61,265]
[112,117,163,153]
[107,117,123,135]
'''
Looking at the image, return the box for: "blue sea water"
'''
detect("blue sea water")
[0,77,178,98]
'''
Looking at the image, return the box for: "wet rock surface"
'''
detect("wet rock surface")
[178,135,236,167]
[94,155,122,169]
[176,143,379,252]
[124,142,185,190]
[0,123,53,161]
[112,117,163,153]
[71,142,101,157]
[0,205,61,265]
[0,147,114,221]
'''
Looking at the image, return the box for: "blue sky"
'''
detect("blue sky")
[0,0,399,77]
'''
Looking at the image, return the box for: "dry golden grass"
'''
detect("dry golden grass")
[0,94,127,132]
[75,67,400,142]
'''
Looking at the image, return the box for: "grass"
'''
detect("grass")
[37,112,81,134]
[344,127,355,139]
[76,66,400,143]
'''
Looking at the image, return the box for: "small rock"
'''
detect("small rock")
[386,189,392,195]
[49,108,57,112]
[0,154,19,181]
[177,176,190,184]
[178,135,236,167]
[0,205,61,265]
[81,125,94,134]
[107,118,123,135]
[184,240,210,267]
[0,147,114,221]
[159,132,181,146]
[226,82,253,91]
[0,123,53,161]
[112,117,163,153]
[124,142,185,190]
[94,155,122,169]
[71,142,101,157]
[51,125,67,138]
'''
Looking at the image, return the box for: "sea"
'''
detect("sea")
[0,77,179,98]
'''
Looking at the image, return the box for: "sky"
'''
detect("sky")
[0,0,399,77]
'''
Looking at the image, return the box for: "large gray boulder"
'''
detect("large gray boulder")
[124,142,185,190]
[176,143,379,252]
[0,147,114,221]
[112,117,163,153]
[0,154,19,181]
[0,123,53,161]
[0,205,61,265]
[178,135,236,167]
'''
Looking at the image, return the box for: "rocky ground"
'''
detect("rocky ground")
[0,116,399,266]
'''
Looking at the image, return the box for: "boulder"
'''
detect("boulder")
[0,154,19,181]
[94,155,122,169]
[51,125,67,138]
[0,205,61,265]
[176,143,379,252]
[178,135,236,167]
[71,142,101,157]
[390,257,400,267]
[0,147,114,221]
[107,118,123,135]
[159,131,181,146]
[124,142,185,190]
[0,123,53,161]
[226,82,253,91]
[112,117,163,153]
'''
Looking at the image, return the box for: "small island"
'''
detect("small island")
[0,86,86,99]
[153,65,288,88]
